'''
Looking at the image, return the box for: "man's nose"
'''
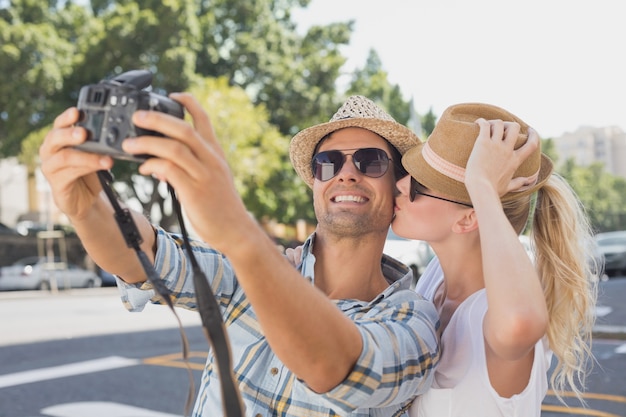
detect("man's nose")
[335,155,360,181]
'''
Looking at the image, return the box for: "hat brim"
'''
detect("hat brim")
[290,118,420,188]
[402,143,554,205]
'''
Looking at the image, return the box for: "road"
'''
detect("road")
[0,287,205,417]
[0,279,625,417]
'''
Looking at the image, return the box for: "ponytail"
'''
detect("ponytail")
[531,174,598,402]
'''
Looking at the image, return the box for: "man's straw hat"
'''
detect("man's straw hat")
[402,102,554,205]
[290,95,421,187]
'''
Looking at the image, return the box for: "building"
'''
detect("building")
[0,158,29,226]
[0,156,64,230]
[552,126,626,179]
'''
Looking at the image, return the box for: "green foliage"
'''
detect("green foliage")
[558,159,626,232]
[346,50,410,124]
[420,107,437,137]
[193,0,350,136]
[18,124,46,170]
[540,137,559,164]
[0,1,82,156]
[189,77,313,223]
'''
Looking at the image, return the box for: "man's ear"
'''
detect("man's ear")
[451,209,478,234]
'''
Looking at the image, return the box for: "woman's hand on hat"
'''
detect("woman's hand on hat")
[465,118,539,198]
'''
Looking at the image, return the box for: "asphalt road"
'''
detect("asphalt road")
[0,278,625,417]
[594,277,626,339]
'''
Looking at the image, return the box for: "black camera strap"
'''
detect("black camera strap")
[97,170,244,417]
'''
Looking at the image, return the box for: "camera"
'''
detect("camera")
[74,69,184,162]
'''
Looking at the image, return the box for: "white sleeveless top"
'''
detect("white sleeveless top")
[410,258,552,417]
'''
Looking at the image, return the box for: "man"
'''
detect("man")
[39,94,439,416]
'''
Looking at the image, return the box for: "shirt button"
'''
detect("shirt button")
[270,367,279,376]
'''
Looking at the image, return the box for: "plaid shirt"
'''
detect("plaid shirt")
[119,229,440,417]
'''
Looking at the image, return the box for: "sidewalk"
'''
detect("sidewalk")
[0,278,624,347]
[0,287,201,347]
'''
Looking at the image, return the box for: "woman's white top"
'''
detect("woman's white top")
[409,258,552,417]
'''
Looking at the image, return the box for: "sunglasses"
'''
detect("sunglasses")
[410,177,473,208]
[312,148,391,182]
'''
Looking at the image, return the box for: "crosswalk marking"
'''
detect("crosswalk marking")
[595,305,613,317]
[41,401,180,417]
[0,356,140,388]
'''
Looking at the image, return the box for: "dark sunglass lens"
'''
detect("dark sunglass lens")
[409,177,417,202]
[353,148,389,177]
[312,150,345,181]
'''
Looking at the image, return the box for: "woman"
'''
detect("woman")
[393,103,598,416]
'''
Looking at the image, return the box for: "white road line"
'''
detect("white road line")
[0,356,140,388]
[615,344,626,354]
[41,401,181,417]
[596,305,613,317]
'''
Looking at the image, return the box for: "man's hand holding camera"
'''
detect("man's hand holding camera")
[123,92,256,255]
[39,71,257,259]
[39,107,114,220]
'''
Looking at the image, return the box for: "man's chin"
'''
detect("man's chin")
[321,217,389,238]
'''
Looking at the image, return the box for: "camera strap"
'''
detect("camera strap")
[97,170,244,417]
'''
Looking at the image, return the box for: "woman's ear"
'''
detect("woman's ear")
[452,209,478,234]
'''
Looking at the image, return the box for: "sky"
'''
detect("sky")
[292,0,626,139]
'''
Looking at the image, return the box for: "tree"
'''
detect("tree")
[0,1,91,157]
[346,49,410,124]
[420,107,437,137]
[193,0,351,136]
[18,125,47,216]
[558,159,626,232]
[189,77,312,224]
[540,137,559,164]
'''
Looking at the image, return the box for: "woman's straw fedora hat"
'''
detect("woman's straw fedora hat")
[290,95,421,188]
[402,102,554,205]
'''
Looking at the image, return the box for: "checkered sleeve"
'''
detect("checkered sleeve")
[118,226,237,312]
[302,293,440,415]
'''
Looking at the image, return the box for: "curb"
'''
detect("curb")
[0,287,118,300]
[3,291,625,340]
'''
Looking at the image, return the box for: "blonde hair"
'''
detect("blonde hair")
[503,173,598,403]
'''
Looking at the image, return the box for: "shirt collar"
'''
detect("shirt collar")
[297,232,413,303]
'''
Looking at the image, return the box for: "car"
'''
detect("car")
[520,234,605,281]
[594,230,626,277]
[15,221,77,237]
[383,228,434,286]
[98,269,118,287]
[0,256,102,291]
